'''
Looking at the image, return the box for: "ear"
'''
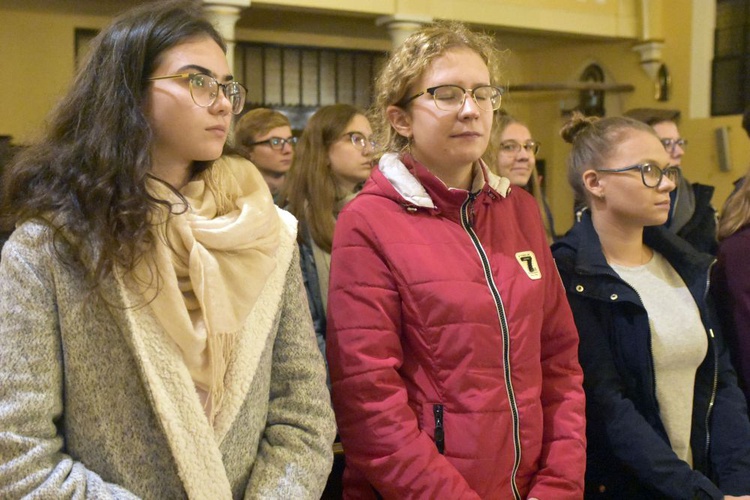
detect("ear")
[386,105,413,140]
[582,169,605,199]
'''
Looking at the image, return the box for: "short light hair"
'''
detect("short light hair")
[371,21,502,156]
[234,108,291,152]
[623,108,681,127]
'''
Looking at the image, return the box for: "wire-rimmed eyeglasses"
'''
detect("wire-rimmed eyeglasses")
[342,132,377,151]
[148,73,247,115]
[248,136,298,150]
[500,140,540,156]
[595,162,681,188]
[659,137,688,153]
[400,84,503,112]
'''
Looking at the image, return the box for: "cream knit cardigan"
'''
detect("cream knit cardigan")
[0,189,335,498]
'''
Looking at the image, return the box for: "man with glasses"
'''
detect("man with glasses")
[624,108,718,254]
[235,108,297,202]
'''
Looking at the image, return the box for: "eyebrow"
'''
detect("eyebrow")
[176,64,234,82]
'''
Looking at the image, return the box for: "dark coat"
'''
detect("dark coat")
[713,224,750,407]
[671,182,718,255]
[552,212,750,499]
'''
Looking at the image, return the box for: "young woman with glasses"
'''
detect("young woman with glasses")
[484,112,556,243]
[278,103,375,367]
[325,21,586,499]
[235,107,297,200]
[0,1,335,498]
[552,112,750,499]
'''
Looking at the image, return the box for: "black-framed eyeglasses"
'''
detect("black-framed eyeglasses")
[342,131,377,151]
[595,162,681,188]
[400,84,503,112]
[248,136,298,150]
[660,137,688,152]
[148,73,247,115]
[500,140,540,156]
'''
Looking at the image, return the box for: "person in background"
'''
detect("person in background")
[624,107,718,254]
[278,103,375,363]
[0,1,335,498]
[713,161,750,409]
[553,112,750,499]
[235,107,296,201]
[326,21,586,499]
[483,112,556,243]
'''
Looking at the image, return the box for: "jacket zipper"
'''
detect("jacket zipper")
[459,195,522,500]
[702,263,718,466]
[433,404,445,454]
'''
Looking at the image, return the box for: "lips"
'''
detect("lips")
[451,131,481,138]
[206,125,227,135]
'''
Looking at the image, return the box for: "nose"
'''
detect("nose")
[210,88,232,115]
[281,141,293,153]
[657,173,677,192]
[458,91,481,118]
[516,146,530,160]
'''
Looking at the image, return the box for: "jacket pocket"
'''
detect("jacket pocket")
[433,404,444,454]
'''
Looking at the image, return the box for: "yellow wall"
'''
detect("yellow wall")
[2,0,747,233]
[503,0,748,233]
[0,10,111,143]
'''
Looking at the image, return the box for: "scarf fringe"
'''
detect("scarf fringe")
[205,330,238,425]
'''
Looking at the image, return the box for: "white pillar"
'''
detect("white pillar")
[202,0,251,73]
[376,14,433,50]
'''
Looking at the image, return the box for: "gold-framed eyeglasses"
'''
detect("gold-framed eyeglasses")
[595,162,680,188]
[148,73,247,115]
[659,137,687,153]
[342,131,377,151]
[248,136,298,150]
[500,140,540,156]
[400,84,503,112]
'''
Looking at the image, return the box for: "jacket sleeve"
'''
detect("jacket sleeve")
[527,247,587,500]
[704,295,750,495]
[326,208,480,499]
[0,227,139,499]
[245,247,336,499]
[713,234,750,404]
[559,265,724,500]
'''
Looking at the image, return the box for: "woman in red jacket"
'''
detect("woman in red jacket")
[326,21,586,500]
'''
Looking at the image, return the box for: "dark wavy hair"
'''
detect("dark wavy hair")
[2,0,225,284]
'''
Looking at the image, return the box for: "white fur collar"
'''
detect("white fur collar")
[378,152,511,207]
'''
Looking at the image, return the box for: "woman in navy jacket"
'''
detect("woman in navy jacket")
[552,113,750,499]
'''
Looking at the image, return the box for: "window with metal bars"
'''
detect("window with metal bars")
[712,0,750,115]
[236,42,387,125]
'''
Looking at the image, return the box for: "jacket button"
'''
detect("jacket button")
[598,485,606,493]
[575,285,584,292]
[610,294,618,300]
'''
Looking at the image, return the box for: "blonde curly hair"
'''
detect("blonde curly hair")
[370,21,502,157]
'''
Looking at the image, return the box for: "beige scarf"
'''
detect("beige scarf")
[135,155,280,425]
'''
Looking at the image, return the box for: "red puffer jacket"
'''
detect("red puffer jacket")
[327,153,586,500]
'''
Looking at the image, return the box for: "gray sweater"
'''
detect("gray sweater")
[0,210,335,499]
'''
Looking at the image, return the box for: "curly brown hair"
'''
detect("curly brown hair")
[370,21,502,158]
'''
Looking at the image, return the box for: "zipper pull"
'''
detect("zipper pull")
[433,404,445,454]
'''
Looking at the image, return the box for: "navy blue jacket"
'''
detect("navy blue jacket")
[552,212,750,499]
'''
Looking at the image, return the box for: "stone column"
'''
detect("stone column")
[202,0,251,73]
[376,14,433,49]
